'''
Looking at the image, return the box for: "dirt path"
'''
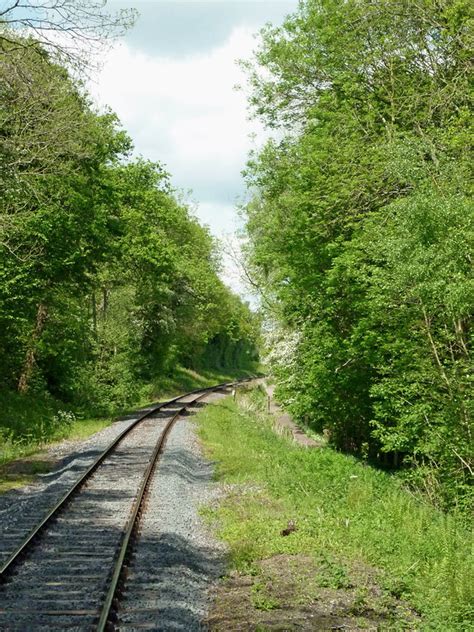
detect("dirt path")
[262,381,322,448]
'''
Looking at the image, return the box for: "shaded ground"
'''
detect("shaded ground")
[0,457,55,492]
[206,553,420,631]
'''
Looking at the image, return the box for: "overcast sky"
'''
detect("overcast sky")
[88,1,296,296]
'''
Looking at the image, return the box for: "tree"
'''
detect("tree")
[0,29,260,444]
[243,0,472,509]
[0,40,130,392]
[0,1,136,69]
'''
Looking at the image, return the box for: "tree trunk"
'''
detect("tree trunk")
[17,302,48,394]
[92,291,97,337]
[102,286,108,320]
[420,302,451,393]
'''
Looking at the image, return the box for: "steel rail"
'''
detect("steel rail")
[0,380,241,582]
[97,388,213,631]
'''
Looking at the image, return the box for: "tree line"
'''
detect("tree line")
[0,29,259,441]
[243,0,472,510]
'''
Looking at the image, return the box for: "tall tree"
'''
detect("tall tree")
[243,0,472,508]
[0,40,130,391]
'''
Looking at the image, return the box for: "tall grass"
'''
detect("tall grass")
[196,390,474,630]
[150,365,255,401]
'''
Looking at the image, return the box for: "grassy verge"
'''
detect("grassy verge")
[0,366,254,492]
[195,388,473,631]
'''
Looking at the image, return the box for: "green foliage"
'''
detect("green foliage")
[196,394,474,630]
[0,34,260,444]
[0,388,76,469]
[251,582,280,611]
[243,0,472,510]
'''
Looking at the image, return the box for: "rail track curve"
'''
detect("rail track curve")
[0,379,251,630]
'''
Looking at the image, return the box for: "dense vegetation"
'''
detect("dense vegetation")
[0,34,259,450]
[243,0,472,510]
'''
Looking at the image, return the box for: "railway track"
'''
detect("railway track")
[0,380,249,630]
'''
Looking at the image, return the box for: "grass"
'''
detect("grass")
[195,387,474,631]
[0,365,255,492]
[149,365,255,401]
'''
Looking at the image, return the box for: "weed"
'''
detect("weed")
[251,582,280,611]
[350,587,369,615]
[316,555,352,589]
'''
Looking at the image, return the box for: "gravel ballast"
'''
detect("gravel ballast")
[0,404,163,567]
[117,395,227,631]
[0,390,230,631]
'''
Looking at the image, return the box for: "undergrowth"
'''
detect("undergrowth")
[196,388,474,630]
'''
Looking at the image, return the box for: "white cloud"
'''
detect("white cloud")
[191,201,239,235]
[188,202,257,302]
[89,25,263,299]
[219,233,260,308]
[90,26,261,206]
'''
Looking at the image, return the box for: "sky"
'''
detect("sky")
[88,1,296,297]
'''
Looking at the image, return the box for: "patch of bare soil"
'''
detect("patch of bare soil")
[206,554,419,631]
